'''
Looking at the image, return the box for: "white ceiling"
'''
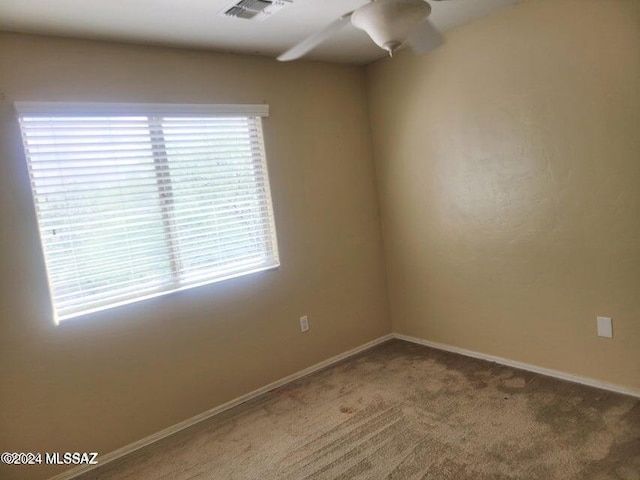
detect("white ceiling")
[0,0,519,64]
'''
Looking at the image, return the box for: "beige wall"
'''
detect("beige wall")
[0,33,391,480]
[3,1,640,478]
[367,0,640,392]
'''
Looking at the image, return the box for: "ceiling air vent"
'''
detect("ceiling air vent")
[221,0,292,21]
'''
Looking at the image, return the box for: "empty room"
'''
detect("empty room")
[0,0,638,479]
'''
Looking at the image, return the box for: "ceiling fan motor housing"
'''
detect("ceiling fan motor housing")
[351,0,432,55]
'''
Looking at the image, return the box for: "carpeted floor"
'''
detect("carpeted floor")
[78,340,640,480]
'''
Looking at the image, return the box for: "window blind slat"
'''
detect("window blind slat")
[20,120,253,127]
[26,147,264,165]
[18,103,279,322]
[54,254,277,311]
[30,169,267,187]
[23,128,262,140]
[38,194,271,230]
[29,157,264,174]
[56,256,279,320]
[51,243,272,294]
[25,138,263,152]
[45,220,273,268]
[29,161,265,177]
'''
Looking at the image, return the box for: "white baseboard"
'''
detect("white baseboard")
[49,331,639,479]
[393,333,640,399]
[49,333,394,480]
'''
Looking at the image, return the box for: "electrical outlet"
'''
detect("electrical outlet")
[597,316,613,338]
[300,315,309,333]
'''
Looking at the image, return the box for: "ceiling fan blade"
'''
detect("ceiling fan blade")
[278,14,353,62]
[406,19,444,55]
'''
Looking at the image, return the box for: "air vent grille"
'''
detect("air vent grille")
[221,0,292,21]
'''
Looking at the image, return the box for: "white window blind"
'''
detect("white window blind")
[16,102,279,322]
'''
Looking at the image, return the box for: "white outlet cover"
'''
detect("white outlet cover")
[300,315,309,333]
[597,316,613,338]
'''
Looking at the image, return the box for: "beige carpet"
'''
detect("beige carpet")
[78,340,640,480]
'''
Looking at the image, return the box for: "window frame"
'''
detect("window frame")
[15,102,280,324]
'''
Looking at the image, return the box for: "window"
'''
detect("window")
[16,102,279,323]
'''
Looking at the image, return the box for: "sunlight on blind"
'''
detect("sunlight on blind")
[17,104,279,322]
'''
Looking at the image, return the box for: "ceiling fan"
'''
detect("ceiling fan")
[278,0,445,61]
